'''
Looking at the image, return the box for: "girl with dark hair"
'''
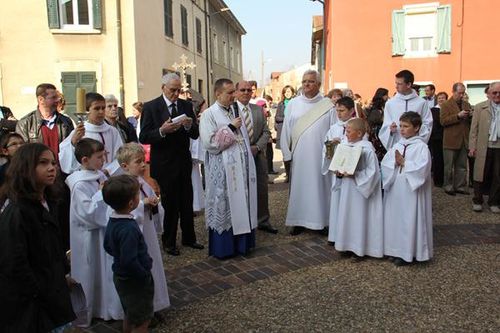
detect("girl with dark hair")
[365,88,389,161]
[275,85,295,182]
[0,143,75,332]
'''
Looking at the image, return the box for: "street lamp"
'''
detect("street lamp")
[260,51,272,88]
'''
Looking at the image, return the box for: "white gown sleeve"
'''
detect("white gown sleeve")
[72,185,108,229]
[280,107,293,162]
[381,148,398,191]
[379,104,395,150]
[59,130,80,174]
[417,102,433,143]
[354,149,381,199]
[401,144,431,191]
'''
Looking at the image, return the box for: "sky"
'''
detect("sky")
[224,0,322,86]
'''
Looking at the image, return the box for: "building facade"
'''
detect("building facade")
[322,0,500,104]
[0,0,245,118]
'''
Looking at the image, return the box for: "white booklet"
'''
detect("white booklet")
[172,113,188,123]
[329,143,362,175]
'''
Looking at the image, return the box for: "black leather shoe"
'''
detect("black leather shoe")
[165,247,180,256]
[444,190,456,196]
[289,226,304,236]
[393,258,410,266]
[258,224,278,234]
[183,242,204,250]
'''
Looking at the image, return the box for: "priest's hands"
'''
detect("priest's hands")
[71,122,85,146]
[390,122,398,133]
[250,145,259,156]
[160,119,182,134]
[144,196,160,207]
[395,150,405,167]
[231,117,242,128]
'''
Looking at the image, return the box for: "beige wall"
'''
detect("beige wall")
[0,0,122,118]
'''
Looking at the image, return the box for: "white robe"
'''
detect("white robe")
[190,138,205,212]
[328,140,384,257]
[381,136,433,262]
[65,170,123,325]
[379,91,433,150]
[280,93,336,230]
[59,122,124,175]
[133,177,170,312]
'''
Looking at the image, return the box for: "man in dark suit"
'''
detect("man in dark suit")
[235,80,278,234]
[140,73,204,255]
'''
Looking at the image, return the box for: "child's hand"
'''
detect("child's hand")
[71,122,85,146]
[395,150,405,167]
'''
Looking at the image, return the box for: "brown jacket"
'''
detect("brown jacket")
[440,98,472,149]
[469,100,492,182]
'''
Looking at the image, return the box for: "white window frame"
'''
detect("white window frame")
[464,79,499,105]
[403,2,439,59]
[59,0,93,32]
[212,32,219,62]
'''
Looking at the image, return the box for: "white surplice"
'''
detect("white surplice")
[133,177,170,312]
[65,170,123,325]
[200,103,258,235]
[328,140,384,257]
[381,136,433,262]
[280,93,336,230]
[59,122,124,175]
[379,91,433,150]
[190,138,205,212]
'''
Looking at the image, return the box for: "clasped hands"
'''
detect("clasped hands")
[143,196,160,207]
[395,150,405,167]
[160,117,193,135]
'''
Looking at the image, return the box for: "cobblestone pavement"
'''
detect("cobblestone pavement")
[86,162,500,332]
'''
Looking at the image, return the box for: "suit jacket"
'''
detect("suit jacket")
[248,103,271,152]
[139,96,199,181]
[469,100,493,181]
[440,98,471,149]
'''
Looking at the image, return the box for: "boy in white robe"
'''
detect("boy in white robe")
[381,111,433,266]
[116,143,170,314]
[65,138,122,326]
[329,118,383,259]
[59,92,124,175]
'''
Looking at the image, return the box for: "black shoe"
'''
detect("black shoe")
[327,241,335,247]
[393,258,410,266]
[455,190,470,195]
[351,255,365,263]
[318,227,328,236]
[444,190,456,196]
[268,170,279,175]
[258,224,278,234]
[289,226,305,236]
[339,251,354,258]
[183,242,204,250]
[165,247,180,256]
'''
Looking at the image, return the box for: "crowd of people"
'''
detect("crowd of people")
[0,68,498,331]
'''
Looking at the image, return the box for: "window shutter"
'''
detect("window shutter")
[391,10,405,56]
[61,72,79,115]
[46,0,60,29]
[92,0,103,29]
[437,5,451,53]
[80,72,97,93]
[164,0,173,37]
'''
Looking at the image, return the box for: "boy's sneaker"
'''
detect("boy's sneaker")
[472,204,483,212]
[490,206,500,214]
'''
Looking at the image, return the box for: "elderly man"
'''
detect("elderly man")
[140,73,203,255]
[199,78,258,258]
[235,80,277,234]
[280,69,335,235]
[379,70,433,150]
[440,83,472,195]
[469,81,500,213]
[104,94,137,143]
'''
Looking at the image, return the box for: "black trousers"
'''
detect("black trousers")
[254,152,270,225]
[428,139,444,187]
[158,173,196,249]
[473,148,500,206]
[266,142,274,172]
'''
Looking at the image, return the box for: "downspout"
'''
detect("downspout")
[457,0,465,81]
[116,0,125,107]
[204,0,212,104]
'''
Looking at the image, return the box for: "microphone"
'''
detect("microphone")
[232,102,239,118]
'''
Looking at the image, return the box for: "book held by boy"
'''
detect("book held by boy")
[329,143,362,175]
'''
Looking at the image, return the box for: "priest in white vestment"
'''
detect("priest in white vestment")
[379,70,433,150]
[59,93,124,175]
[280,70,336,235]
[200,78,258,259]
[190,138,205,212]
[381,111,433,266]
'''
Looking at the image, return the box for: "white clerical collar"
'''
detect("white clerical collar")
[162,94,176,108]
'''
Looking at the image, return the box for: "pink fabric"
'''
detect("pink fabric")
[215,126,236,151]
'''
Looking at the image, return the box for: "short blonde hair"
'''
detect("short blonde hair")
[116,142,145,165]
[346,118,367,136]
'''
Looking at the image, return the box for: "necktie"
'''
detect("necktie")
[171,103,178,118]
[243,106,253,141]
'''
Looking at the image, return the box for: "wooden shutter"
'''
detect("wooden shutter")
[46,0,60,29]
[61,72,97,116]
[92,0,102,29]
[436,5,451,53]
[164,0,173,37]
[391,10,405,56]
[181,5,188,46]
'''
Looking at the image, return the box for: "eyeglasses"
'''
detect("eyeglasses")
[239,89,252,93]
[491,91,500,95]
[169,88,182,93]
[302,80,316,84]
[107,104,118,108]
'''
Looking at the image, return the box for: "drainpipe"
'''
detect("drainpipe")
[204,0,211,103]
[116,0,125,107]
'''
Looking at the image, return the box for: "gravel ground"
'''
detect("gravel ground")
[158,244,500,332]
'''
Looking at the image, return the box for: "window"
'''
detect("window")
[392,3,451,57]
[198,79,203,95]
[196,18,202,54]
[164,0,173,37]
[47,0,102,30]
[61,71,97,115]
[236,49,240,72]
[186,74,192,89]
[222,41,227,66]
[181,5,188,46]
[465,82,493,106]
[213,33,218,61]
[230,47,234,69]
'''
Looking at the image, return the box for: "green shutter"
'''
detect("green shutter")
[437,5,451,53]
[80,72,97,93]
[391,10,405,56]
[92,0,102,29]
[61,72,97,117]
[46,0,60,29]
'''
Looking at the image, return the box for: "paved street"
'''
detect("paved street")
[88,156,500,333]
